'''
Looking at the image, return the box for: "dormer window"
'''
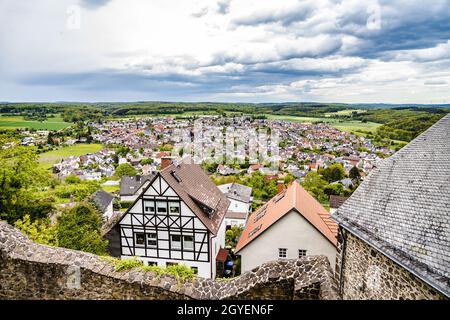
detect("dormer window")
[171,171,182,183]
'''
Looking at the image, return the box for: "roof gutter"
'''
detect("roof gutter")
[336,218,449,298]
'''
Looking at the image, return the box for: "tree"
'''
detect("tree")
[301,171,328,203]
[14,215,58,246]
[349,166,361,181]
[321,163,346,182]
[140,158,153,165]
[115,163,137,178]
[225,226,243,249]
[56,203,108,255]
[0,145,54,223]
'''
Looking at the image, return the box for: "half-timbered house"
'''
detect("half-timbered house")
[105,158,230,279]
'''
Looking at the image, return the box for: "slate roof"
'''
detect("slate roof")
[236,180,338,253]
[119,175,154,196]
[333,114,450,297]
[160,159,230,235]
[218,183,253,203]
[92,189,115,213]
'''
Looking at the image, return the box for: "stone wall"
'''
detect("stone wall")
[335,229,446,300]
[0,221,338,300]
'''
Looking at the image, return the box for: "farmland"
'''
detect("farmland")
[264,113,381,134]
[0,115,72,130]
[38,143,104,170]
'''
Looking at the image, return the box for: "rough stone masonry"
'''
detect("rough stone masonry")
[0,221,338,300]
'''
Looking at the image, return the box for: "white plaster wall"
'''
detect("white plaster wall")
[228,199,250,213]
[238,210,336,273]
[122,256,212,279]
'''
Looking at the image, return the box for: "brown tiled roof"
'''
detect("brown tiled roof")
[216,248,229,262]
[106,160,230,236]
[235,180,337,253]
[225,211,248,220]
[329,195,349,209]
[161,160,230,235]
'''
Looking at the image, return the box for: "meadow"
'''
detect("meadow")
[0,115,72,130]
[38,143,103,170]
[264,114,381,134]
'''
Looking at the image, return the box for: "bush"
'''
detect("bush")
[56,203,108,255]
[14,215,58,246]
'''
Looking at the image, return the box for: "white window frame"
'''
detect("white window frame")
[171,234,182,249]
[278,248,287,259]
[298,249,307,258]
[144,200,155,213]
[157,201,167,214]
[169,202,180,215]
[147,232,157,248]
[183,235,194,250]
[135,232,145,247]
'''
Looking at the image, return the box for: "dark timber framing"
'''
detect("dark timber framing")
[118,173,210,263]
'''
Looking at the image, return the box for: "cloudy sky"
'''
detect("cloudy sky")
[1,0,450,103]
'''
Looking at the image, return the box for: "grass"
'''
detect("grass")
[0,114,72,130]
[38,143,103,169]
[101,184,120,193]
[264,114,382,134]
[330,121,382,133]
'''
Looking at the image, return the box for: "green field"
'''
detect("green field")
[264,114,335,123]
[331,121,382,133]
[38,143,104,169]
[264,114,381,134]
[0,115,72,130]
[101,184,120,193]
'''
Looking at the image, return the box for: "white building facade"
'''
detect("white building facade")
[111,162,229,279]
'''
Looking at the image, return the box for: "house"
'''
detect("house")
[104,158,230,279]
[92,189,115,221]
[333,114,450,300]
[235,180,338,273]
[217,183,253,228]
[216,164,241,176]
[119,175,153,202]
[329,195,348,214]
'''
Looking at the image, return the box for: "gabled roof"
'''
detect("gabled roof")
[92,189,114,213]
[218,183,253,203]
[106,160,230,236]
[161,159,230,235]
[329,195,349,209]
[119,175,154,196]
[235,180,337,253]
[333,114,450,297]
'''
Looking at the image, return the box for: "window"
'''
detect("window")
[191,267,198,275]
[157,201,167,213]
[147,261,157,266]
[135,232,145,246]
[167,262,178,267]
[144,201,155,213]
[147,233,157,248]
[171,234,181,249]
[278,248,287,259]
[183,235,194,250]
[298,249,307,258]
[169,202,180,215]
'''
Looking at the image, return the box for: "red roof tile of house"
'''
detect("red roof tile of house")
[216,248,229,262]
[235,180,337,253]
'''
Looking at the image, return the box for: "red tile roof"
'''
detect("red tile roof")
[235,180,337,253]
[216,248,229,262]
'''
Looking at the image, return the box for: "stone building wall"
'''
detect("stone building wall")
[335,229,446,300]
[0,221,338,300]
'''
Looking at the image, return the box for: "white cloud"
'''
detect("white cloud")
[0,0,449,103]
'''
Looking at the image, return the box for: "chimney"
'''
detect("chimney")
[277,180,284,194]
[161,157,173,170]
